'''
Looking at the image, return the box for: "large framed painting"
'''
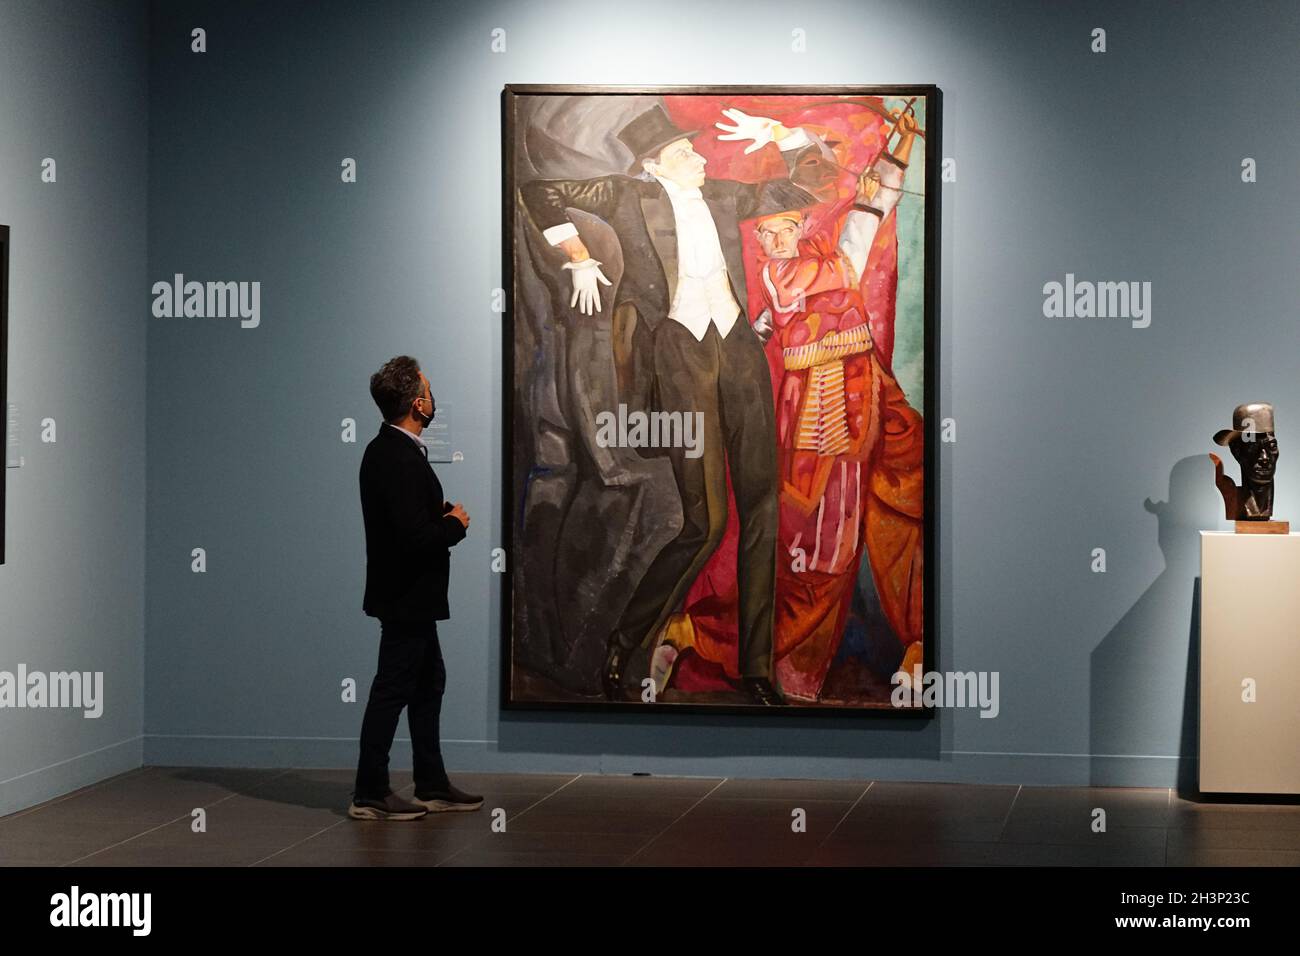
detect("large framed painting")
[1,224,8,565]
[502,86,938,714]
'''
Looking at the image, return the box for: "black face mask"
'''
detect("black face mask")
[413,396,435,428]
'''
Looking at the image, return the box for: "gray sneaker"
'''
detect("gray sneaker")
[348,791,429,821]
[412,783,484,813]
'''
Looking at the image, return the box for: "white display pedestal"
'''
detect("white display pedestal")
[1199,531,1300,794]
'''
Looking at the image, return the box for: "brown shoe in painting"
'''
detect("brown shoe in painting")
[603,645,628,701]
[743,677,786,706]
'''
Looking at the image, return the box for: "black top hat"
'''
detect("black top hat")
[618,105,700,175]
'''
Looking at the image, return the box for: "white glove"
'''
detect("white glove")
[752,307,774,344]
[562,258,612,315]
[714,108,784,155]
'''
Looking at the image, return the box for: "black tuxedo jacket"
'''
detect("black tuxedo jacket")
[360,423,467,623]
[518,142,826,330]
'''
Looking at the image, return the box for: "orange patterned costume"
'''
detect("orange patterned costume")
[759,225,924,700]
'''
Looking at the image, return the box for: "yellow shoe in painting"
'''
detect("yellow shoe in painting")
[663,612,696,653]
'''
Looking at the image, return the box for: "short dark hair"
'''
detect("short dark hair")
[370,355,423,423]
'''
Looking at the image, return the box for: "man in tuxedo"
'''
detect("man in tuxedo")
[349,355,481,820]
[520,104,832,705]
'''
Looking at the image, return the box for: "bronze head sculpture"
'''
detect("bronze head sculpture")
[1211,402,1279,520]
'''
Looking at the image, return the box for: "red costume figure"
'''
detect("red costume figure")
[757,201,924,701]
[650,104,925,703]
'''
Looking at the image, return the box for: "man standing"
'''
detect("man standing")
[350,356,481,820]
[520,105,832,704]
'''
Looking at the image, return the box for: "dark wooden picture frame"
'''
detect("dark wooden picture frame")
[0,224,8,565]
[501,86,939,716]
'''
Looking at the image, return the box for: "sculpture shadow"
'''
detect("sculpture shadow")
[1089,455,1219,790]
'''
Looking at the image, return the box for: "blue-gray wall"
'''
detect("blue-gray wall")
[0,0,149,815]
[138,0,1299,787]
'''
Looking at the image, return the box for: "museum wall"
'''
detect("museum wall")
[143,0,1299,786]
[0,0,149,815]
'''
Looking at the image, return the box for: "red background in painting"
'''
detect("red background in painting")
[656,94,905,689]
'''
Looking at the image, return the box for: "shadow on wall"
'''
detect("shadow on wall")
[1089,455,1219,789]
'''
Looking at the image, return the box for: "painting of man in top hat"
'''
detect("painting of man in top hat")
[522,103,833,413]
[504,87,937,712]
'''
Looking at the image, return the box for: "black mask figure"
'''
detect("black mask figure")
[1211,402,1279,520]
[413,391,435,429]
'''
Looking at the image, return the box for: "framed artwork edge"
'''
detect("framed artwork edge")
[1,223,8,566]
[499,85,941,718]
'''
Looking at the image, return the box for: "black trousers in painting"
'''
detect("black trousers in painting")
[608,314,779,679]
[354,619,450,799]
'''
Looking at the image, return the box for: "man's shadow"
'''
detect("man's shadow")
[168,768,366,815]
[1089,455,1219,793]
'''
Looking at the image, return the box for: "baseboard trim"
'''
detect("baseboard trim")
[0,736,145,817]
[142,735,1187,788]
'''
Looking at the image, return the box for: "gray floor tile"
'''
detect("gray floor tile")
[290,821,480,853]
[999,819,1167,848]
[442,773,579,794]
[1169,801,1300,830]
[255,846,456,867]
[1164,846,1300,867]
[681,797,852,821]
[561,775,724,797]
[505,809,680,835]
[708,778,870,801]
[6,767,1300,868]
[1011,787,1170,827]
[831,808,1007,843]
[1166,827,1300,852]
[69,843,282,867]
[857,782,1019,815]
[447,850,634,867]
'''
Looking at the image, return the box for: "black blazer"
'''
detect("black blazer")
[360,423,467,623]
[518,142,826,331]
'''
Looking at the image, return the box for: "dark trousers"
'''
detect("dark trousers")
[610,316,779,678]
[354,619,450,799]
